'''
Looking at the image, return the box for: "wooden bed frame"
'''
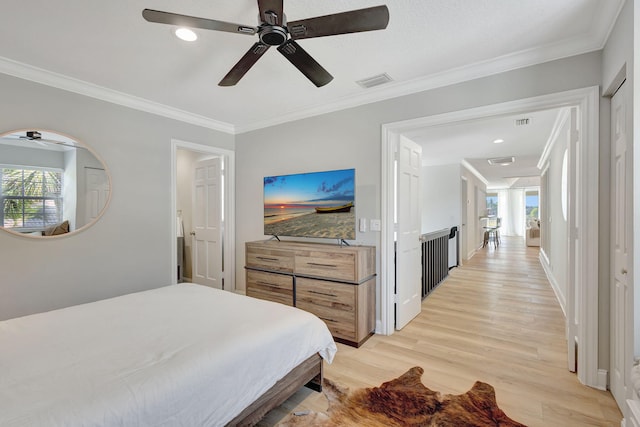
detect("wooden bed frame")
[227,353,323,426]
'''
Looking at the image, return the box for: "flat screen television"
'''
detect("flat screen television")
[264,168,355,241]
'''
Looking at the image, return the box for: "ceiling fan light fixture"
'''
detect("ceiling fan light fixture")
[26,130,42,140]
[174,28,197,42]
[259,26,288,46]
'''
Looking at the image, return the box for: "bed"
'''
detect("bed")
[0,283,337,426]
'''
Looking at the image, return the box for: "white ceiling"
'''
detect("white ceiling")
[0,1,623,185]
[405,108,563,188]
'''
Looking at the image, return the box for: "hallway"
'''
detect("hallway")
[261,237,622,426]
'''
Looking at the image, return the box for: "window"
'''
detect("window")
[486,192,498,216]
[0,167,63,230]
[526,190,539,219]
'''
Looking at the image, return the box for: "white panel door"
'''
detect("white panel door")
[610,82,631,409]
[83,167,109,227]
[395,137,422,330]
[192,158,223,289]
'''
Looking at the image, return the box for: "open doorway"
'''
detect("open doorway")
[381,86,601,388]
[170,140,236,291]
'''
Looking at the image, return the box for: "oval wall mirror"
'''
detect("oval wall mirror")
[0,129,111,238]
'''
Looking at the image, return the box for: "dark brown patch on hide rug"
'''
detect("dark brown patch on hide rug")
[279,367,526,426]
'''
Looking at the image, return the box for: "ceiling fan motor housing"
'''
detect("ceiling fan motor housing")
[259,25,288,46]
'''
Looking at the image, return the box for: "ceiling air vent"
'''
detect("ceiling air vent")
[488,156,515,166]
[356,73,393,89]
[515,118,530,126]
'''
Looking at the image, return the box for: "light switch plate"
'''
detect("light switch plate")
[370,219,381,231]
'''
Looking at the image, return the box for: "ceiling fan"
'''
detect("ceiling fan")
[1,131,83,150]
[142,1,389,87]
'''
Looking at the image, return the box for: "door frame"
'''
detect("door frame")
[460,176,468,263]
[170,139,236,291]
[380,86,601,388]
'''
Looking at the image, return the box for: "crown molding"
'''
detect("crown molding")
[0,56,235,134]
[538,107,570,169]
[461,160,489,187]
[234,30,608,133]
[1,0,621,137]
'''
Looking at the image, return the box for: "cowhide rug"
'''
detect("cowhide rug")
[279,366,526,427]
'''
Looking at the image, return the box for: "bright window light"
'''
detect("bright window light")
[493,139,504,144]
[175,28,197,42]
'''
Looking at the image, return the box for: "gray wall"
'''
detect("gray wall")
[235,51,604,330]
[0,44,619,373]
[0,73,233,320]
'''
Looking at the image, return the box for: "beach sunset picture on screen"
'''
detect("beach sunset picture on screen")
[263,169,355,240]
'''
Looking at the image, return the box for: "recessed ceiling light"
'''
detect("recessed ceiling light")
[175,28,197,42]
[493,139,504,144]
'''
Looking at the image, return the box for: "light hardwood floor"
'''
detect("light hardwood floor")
[259,237,622,426]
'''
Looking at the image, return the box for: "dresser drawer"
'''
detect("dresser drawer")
[296,278,356,340]
[246,244,294,273]
[246,270,294,306]
[295,250,356,282]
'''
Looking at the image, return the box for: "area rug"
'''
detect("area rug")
[279,366,527,426]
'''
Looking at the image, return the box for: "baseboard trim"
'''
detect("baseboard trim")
[596,369,608,391]
[626,399,640,427]
[539,252,567,317]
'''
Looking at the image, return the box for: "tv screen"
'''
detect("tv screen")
[264,168,355,240]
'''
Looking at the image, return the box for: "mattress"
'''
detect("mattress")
[0,284,337,426]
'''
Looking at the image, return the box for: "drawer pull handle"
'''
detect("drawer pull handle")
[319,317,337,323]
[309,290,338,298]
[256,281,281,288]
[256,256,279,262]
[307,262,338,268]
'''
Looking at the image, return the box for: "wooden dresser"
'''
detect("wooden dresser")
[245,240,376,347]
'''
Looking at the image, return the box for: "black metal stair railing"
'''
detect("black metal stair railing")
[420,227,458,299]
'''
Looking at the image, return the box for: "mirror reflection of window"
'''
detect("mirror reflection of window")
[0,168,63,231]
[0,129,110,237]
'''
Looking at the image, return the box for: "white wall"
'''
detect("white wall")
[0,144,65,168]
[541,118,570,307]
[461,165,487,255]
[421,164,461,268]
[0,73,234,321]
[421,164,461,233]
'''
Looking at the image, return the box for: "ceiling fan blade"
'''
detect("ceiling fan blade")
[257,0,284,26]
[1,136,85,150]
[277,40,333,87]
[219,43,270,86]
[288,5,389,40]
[142,9,257,35]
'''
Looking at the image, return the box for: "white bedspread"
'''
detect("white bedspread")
[0,284,337,426]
